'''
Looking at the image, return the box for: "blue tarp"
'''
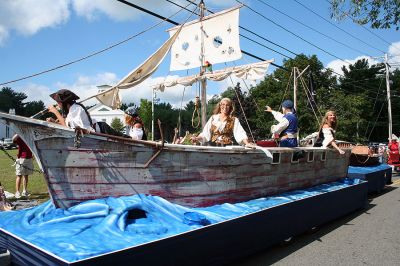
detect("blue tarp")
[0,178,361,263]
[348,163,392,174]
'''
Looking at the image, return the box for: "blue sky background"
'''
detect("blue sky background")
[0,0,399,108]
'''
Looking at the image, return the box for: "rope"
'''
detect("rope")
[364,77,384,138]
[297,69,322,126]
[192,96,201,128]
[279,70,293,111]
[229,77,255,142]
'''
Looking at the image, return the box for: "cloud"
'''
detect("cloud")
[71,0,140,22]
[326,41,400,75]
[326,56,381,76]
[20,72,197,109]
[388,41,400,69]
[0,0,70,45]
[71,0,194,22]
[0,0,239,45]
[120,75,198,109]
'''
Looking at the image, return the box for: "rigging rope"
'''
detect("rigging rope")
[192,96,201,129]
[228,77,255,142]
[364,77,384,138]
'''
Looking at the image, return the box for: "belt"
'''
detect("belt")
[281,133,297,139]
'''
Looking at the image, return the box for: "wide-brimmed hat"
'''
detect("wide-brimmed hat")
[50,89,79,103]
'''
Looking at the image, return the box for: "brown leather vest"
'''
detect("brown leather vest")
[210,116,235,145]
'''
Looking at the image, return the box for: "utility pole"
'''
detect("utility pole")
[385,53,393,141]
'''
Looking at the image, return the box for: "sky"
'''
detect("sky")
[0,0,399,108]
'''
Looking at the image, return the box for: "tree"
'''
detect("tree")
[139,99,152,134]
[0,87,27,115]
[110,118,125,133]
[23,100,45,117]
[0,87,45,117]
[330,0,400,30]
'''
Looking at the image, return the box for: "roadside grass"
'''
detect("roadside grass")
[0,148,49,202]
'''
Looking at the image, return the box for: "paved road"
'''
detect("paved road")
[236,173,400,266]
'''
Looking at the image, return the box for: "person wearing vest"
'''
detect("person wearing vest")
[265,99,298,147]
[47,89,95,132]
[191,98,254,147]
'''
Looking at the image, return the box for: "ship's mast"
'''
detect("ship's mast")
[199,0,207,128]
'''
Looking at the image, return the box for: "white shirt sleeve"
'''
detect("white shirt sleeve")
[271,110,285,122]
[65,104,94,131]
[233,118,248,144]
[271,118,289,135]
[198,115,214,142]
[322,127,335,147]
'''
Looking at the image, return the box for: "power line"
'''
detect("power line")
[117,0,289,71]
[181,0,300,57]
[0,1,191,86]
[235,0,350,64]
[295,0,385,54]
[256,0,373,57]
[166,0,294,58]
[325,0,400,54]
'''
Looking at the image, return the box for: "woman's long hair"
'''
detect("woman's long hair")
[212,98,235,116]
[320,110,337,130]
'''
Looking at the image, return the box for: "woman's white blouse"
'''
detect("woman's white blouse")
[322,127,335,147]
[199,114,248,144]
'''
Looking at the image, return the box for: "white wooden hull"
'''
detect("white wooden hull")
[0,112,351,209]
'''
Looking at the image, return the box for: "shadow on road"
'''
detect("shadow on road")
[234,186,397,266]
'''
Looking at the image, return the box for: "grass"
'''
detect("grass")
[0,148,49,202]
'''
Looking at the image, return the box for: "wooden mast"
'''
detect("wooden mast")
[199,0,207,128]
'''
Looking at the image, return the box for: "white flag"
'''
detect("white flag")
[168,7,242,71]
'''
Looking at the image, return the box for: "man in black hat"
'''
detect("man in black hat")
[47,89,94,131]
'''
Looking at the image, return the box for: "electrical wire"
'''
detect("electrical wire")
[235,0,350,63]
[0,1,192,86]
[256,0,373,57]
[295,0,385,54]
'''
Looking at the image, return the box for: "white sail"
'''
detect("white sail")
[92,28,182,109]
[168,6,242,71]
[154,60,274,91]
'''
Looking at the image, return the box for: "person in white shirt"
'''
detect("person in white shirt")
[314,110,345,154]
[47,89,94,132]
[124,106,147,140]
[191,98,254,147]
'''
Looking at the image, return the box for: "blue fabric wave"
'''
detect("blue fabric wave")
[0,178,361,263]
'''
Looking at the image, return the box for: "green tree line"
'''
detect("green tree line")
[2,54,399,143]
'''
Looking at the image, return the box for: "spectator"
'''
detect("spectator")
[12,134,33,199]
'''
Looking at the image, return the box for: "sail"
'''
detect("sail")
[168,6,242,71]
[154,60,273,91]
[93,28,182,109]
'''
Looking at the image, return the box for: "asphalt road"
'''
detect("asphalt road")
[236,173,400,266]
